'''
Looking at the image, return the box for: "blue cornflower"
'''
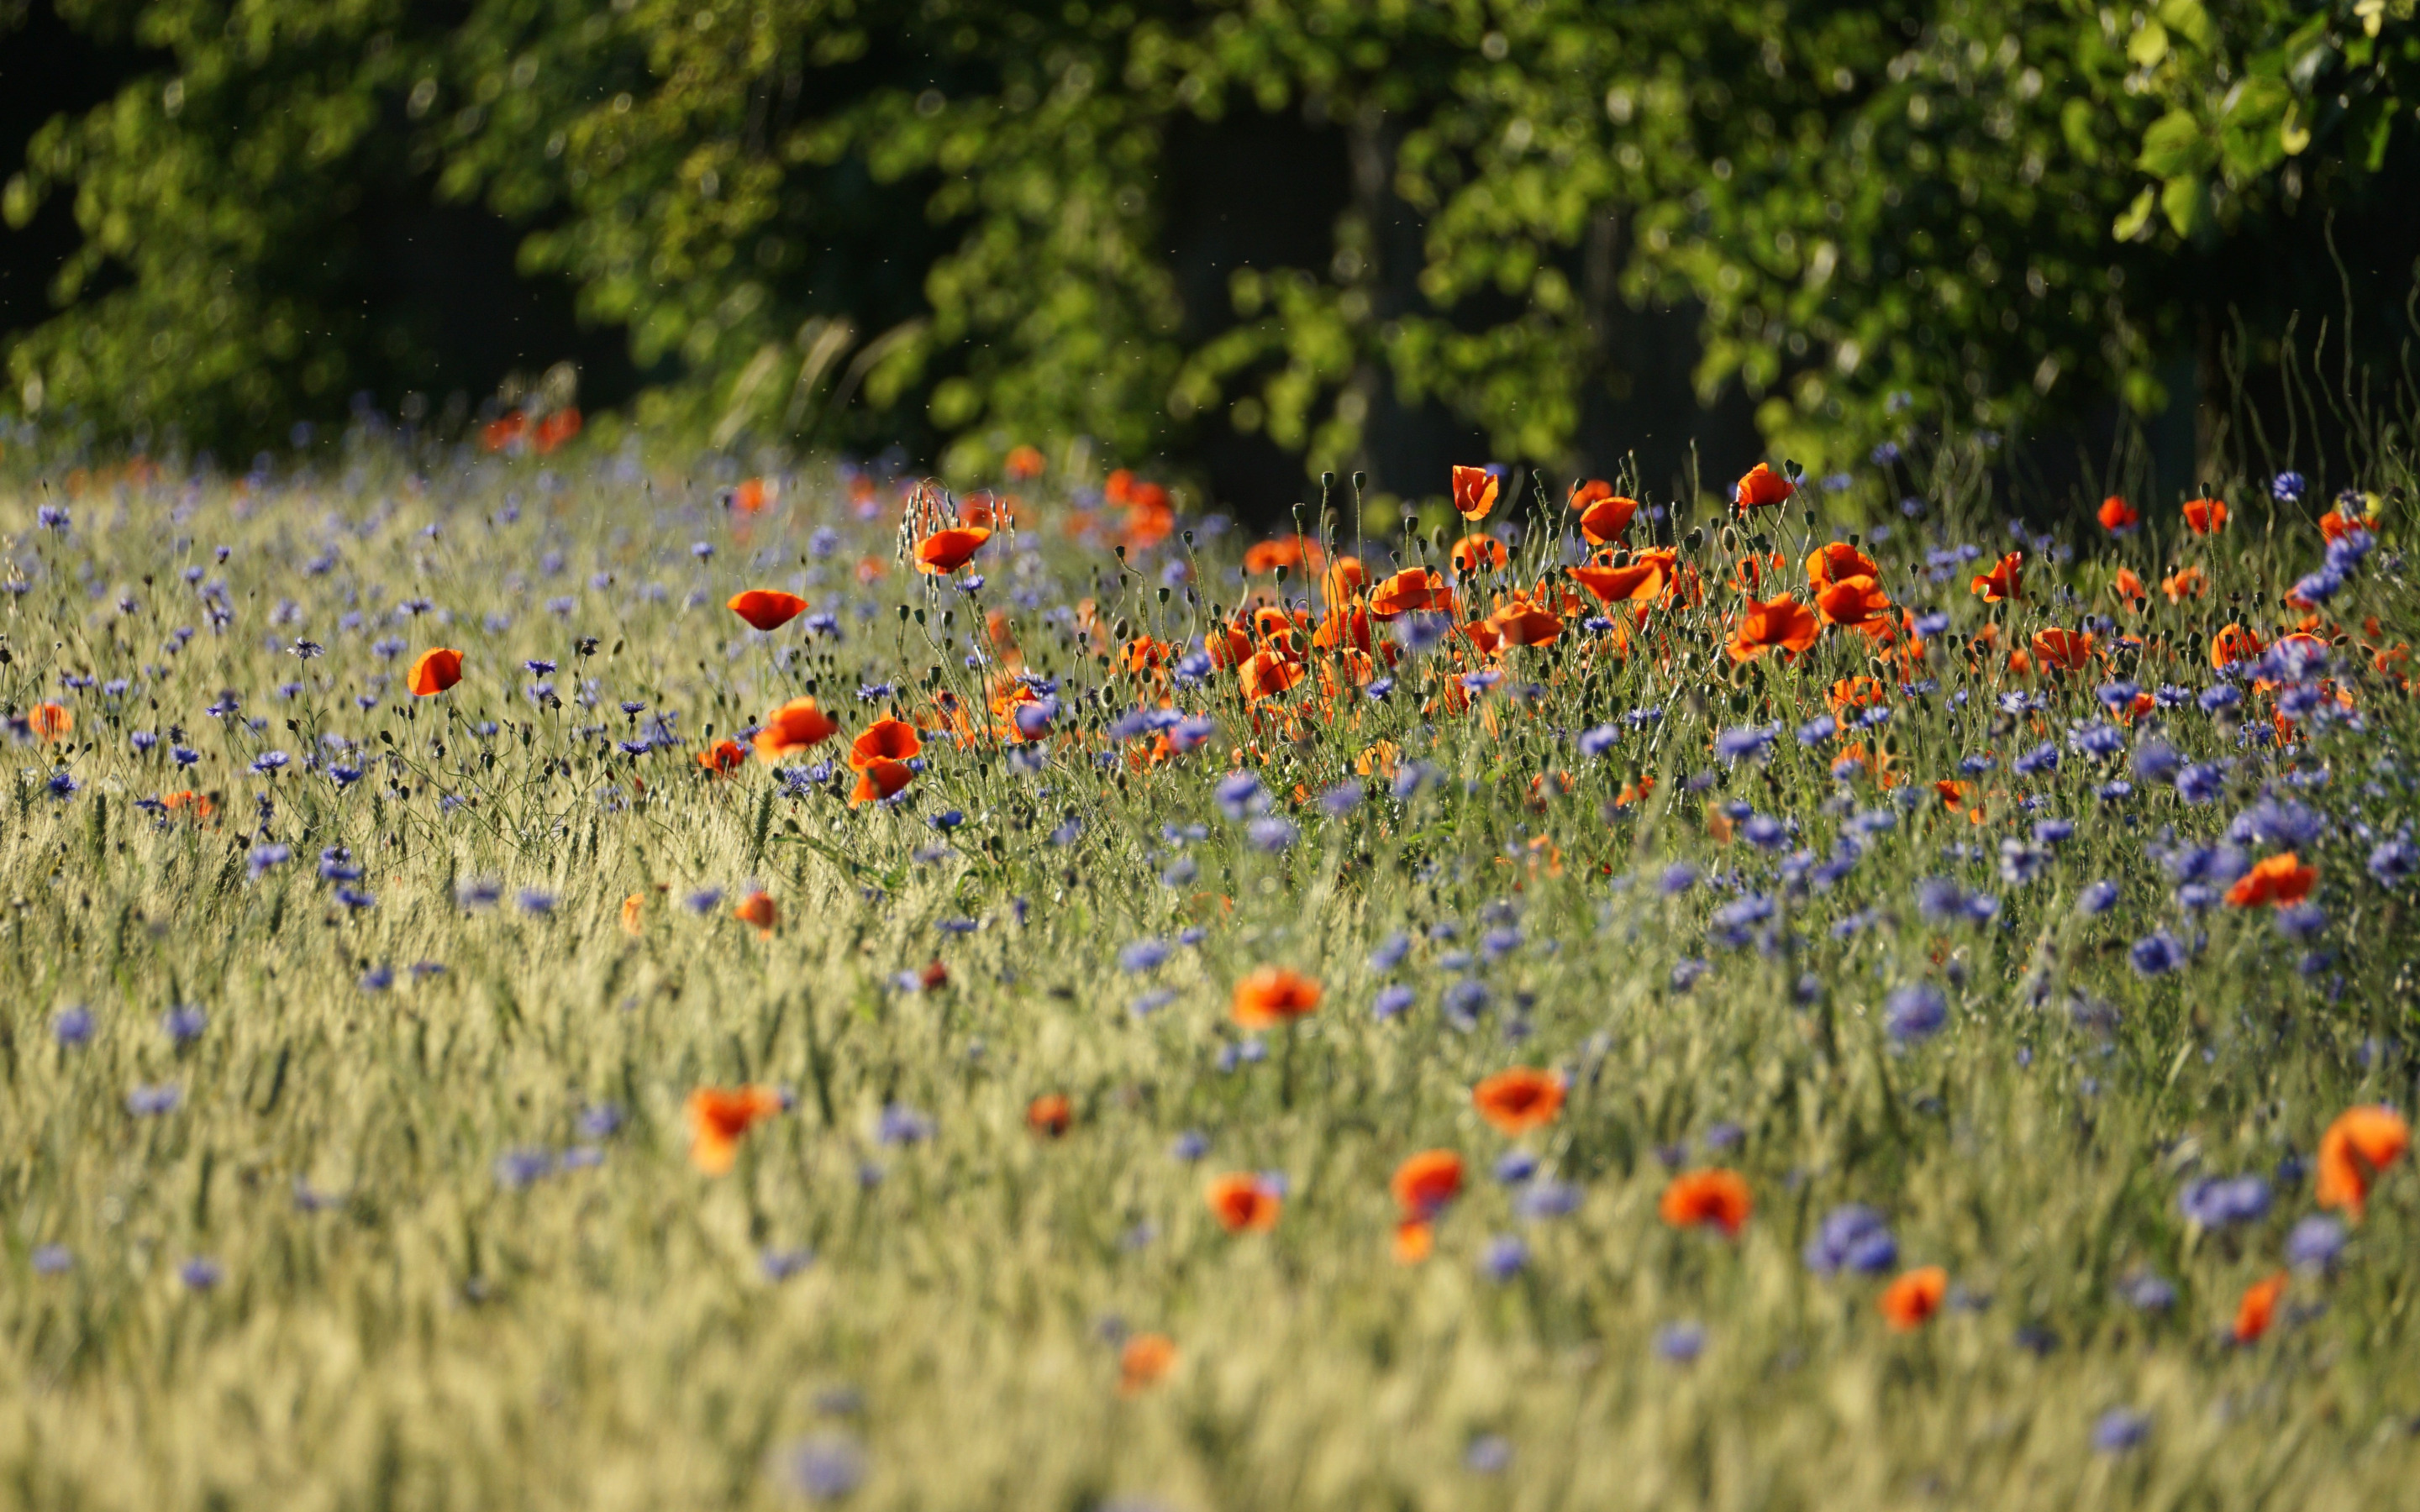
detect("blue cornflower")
[2128,932,2185,974]
[127,1083,182,1116]
[1803,1205,1898,1275]
[1885,983,1948,1042]
[1655,1321,1707,1363]
[2179,1173,2270,1229]
[160,1005,207,1045]
[2093,1408,2152,1454]
[1479,1235,1529,1283]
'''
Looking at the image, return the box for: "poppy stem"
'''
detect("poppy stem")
[1281,1021,1297,1112]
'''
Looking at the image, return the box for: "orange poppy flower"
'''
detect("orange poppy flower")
[2163,564,2207,601]
[1233,967,1321,1028]
[1660,1168,1752,1236]
[408,648,464,696]
[1879,1266,1949,1331]
[1570,482,1639,545]
[1206,1172,1282,1232]
[1814,576,1891,633]
[2225,852,2316,907]
[687,1084,783,1174]
[1488,597,1562,647]
[914,525,992,574]
[1206,617,1256,667]
[29,701,72,741]
[1571,556,1668,605]
[481,412,528,452]
[619,892,645,936]
[2318,507,2369,543]
[1805,543,1881,595]
[1450,534,1508,574]
[2112,567,2148,608]
[1727,594,1819,663]
[2210,622,2265,669]
[2231,1272,2286,1343]
[1368,567,1449,619]
[732,890,777,933]
[2096,496,2139,533]
[1244,537,1323,576]
[2182,497,2229,535]
[850,757,914,806]
[732,476,776,514]
[1026,1094,1073,1137]
[1733,461,1795,512]
[1451,465,1500,521]
[2315,1105,2410,1219]
[533,408,581,453]
[1472,1068,1565,1134]
[754,698,839,761]
[161,790,216,822]
[1004,443,1045,480]
[1239,649,1307,702]
[1392,1149,1465,1220]
[1970,552,2023,603]
[697,739,747,775]
[850,717,923,769]
[728,588,808,632]
[1828,676,1890,712]
[1392,1218,1436,1264]
[1118,1332,1176,1394]
[2028,628,2096,672]
[1322,555,1368,609]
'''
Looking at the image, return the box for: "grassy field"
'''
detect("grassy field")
[0,423,2413,1510]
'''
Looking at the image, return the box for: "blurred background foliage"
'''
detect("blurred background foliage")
[3,0,2418,507]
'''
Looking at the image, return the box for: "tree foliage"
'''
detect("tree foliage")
[6,0,2416,482]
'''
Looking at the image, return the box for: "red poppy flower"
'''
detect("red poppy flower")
[1970,552,2023,603]
[1570,482,1639,545]
[1026,1094,1073,1137]
[1660,1168,1752,1236]
[1004,444,1045,480]
[2164,565,2207,601]
[1450,534,1508,574]
[1118,1332,1176,1394]
[850,756,914,806]
[697,739,746,775]
[29,701,71,742]
[1727,594,1818,662]
[729,588,808,631]
[687,1084,782,1173]
[1472,1068,1565,1134]
[1571,554,1670,605]
[1733,462,1795,512]
[2028,627,2096,672]
[914,525,992,574]
[1244,537,1323,575]
[2226,853,2317,907]
[1488,597,1562,647]
[1205,1173,1282,1232]
[533,407,581,454]
[850,717,923,769]
[2316,1105,2409,1219]
[2096,496,2139,533]
[755,698,839,761]
[1232,966,1322,1028]
[408,648,464,696]
[1879,1266,1949,1331]
[1239,649,1306,702]
[732,890,777,933]
[1391,1150,1465,1220]
[1368,567,1449,619]
[1451,465,1500,521]
[2232,1272,2286,1343]
[2182,497,2229,535]
[1814,576,1891,632]
[1804,543,1881,595]
[2210,622,2265,669]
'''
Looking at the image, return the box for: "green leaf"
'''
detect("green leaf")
[2160,174,2209,238]
[2154,0,2213,50]
[2137,110,2209,177]
[2113,186,2158,241]
[2126,19,2170,67]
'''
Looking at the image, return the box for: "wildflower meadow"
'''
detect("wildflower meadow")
[0,421,2415,1511]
